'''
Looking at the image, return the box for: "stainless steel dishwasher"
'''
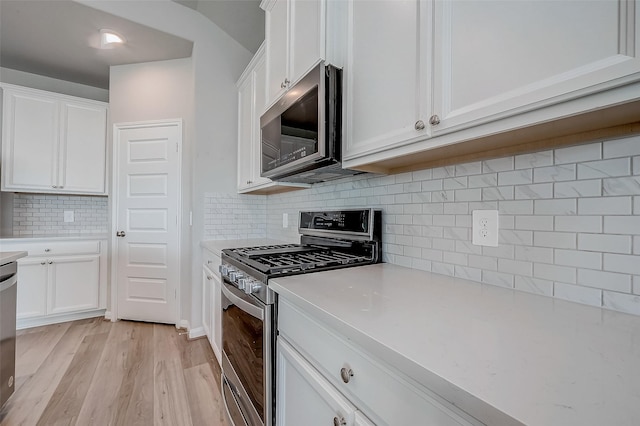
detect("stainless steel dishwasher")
[0,261,17,408]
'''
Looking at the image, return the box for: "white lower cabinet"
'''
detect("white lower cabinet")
[3,238,107,328]
[277,298,482,426]
[202,248,222,364]
[277,338,361,426]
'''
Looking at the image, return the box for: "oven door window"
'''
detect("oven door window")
[222,284,265,422]
[261,86,319,174]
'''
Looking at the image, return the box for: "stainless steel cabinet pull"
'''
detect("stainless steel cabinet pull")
[206,275,213,280]
[415,120,425,131]
[44,249,50,252]
[281,78,290,88]
[340,367,353,383]
[116,231,126,237]
[51,185,57,188]
[429,114,441,125]
[48,261,53,264]
[40,261,46,265]
[333,416,346,426]
[207,260,212,264]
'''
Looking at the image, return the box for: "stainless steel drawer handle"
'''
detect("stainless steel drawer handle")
[340,367,353,383]
[40,261,46,265]
[333,416,346,426]
[429,114,441,125]
[44,249,50,252]
[116,231,126,237]
[48,261,53,265]
[415,120,425,131]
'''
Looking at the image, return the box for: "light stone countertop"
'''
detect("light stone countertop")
[200,238,292,257]
[0,251,28,265]
[270,263,640,426]
[0,233,109,242]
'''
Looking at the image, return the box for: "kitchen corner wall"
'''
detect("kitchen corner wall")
[265,134,640,316]
[12,194,108,236]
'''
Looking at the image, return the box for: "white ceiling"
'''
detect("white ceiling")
[0,0,265,90]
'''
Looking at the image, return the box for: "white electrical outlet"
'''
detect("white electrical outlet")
[282,213,288,228]
[64,210,74,223]
[472,210,498,246]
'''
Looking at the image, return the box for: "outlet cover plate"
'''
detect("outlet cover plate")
[472,210,498,246]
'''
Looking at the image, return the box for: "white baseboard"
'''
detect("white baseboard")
[104,310,114,321]
[189,326,206,339]
[17,309,107,330]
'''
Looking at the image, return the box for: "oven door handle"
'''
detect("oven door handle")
[221,282,265,320]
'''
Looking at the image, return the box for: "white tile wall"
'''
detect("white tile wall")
[203,192,267,240]
[12,194,108,236]
[261,134,640,316]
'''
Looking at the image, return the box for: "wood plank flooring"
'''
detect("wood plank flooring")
[0,318,229,426]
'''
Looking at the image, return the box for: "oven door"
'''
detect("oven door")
[221,281,273,426]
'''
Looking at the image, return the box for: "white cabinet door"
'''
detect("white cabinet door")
[289,0,323,86]
[16,258,48,320]
[202,267,213,343]
[264,0,324,108]
[1,89,58,192]
[354,412,375,426]
[210,270,222,364]
[48,255,100,315]
[266,0,290,104]
[277,338,357,426]
[343,0,430,161]
[251,54,271,188]
[60,101,107,194]
[237,75,255,192]
[433,0,640,134]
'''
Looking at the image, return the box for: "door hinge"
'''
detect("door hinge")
[176,142,179,153]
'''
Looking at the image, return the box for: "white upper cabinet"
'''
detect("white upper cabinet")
[1,84,108,195]
[60,101,108,193]
[236,44,310,194]
[342,0,640,172]
[432,0,640,134]
[262,0,345,108]
[343,0,430,161]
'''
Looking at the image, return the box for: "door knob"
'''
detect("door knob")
[116,231,126,237]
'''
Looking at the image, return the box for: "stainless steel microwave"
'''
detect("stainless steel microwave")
[259,62,361,184]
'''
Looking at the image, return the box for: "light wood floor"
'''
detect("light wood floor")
[0,318,229,426]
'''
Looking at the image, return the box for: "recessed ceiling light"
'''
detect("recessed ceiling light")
[100,29,125,49]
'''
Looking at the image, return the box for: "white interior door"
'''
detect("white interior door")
[114,120,181,324]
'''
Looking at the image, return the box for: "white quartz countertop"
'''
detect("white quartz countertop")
[270,263,640,426]
[200,238,291,257]
[0,251,28,265]
[0,233,109,242]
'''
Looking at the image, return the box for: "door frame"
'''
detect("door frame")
[110,119,183,325]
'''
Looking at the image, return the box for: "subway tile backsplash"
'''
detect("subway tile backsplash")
[262,134,640,316]
[204,192,267,240]
[12,193,108,236]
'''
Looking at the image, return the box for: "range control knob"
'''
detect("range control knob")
[237,278,248,290]
[244,281,261,295]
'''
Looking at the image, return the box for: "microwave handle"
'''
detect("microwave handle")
[221,281,265,320]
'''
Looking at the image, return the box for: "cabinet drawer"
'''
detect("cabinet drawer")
[202,249,221,275]
[7,240,101,257]
[278,299,480,426]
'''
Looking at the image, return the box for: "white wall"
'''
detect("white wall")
[0,67,109,101]
[81,0,252,330]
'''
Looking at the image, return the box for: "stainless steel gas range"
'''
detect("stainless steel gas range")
[219,209,381,426]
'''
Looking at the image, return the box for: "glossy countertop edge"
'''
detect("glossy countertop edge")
[0,251,28,264]
[200,238,293,257]
[0,233,109,242]
[269,263,640,426]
